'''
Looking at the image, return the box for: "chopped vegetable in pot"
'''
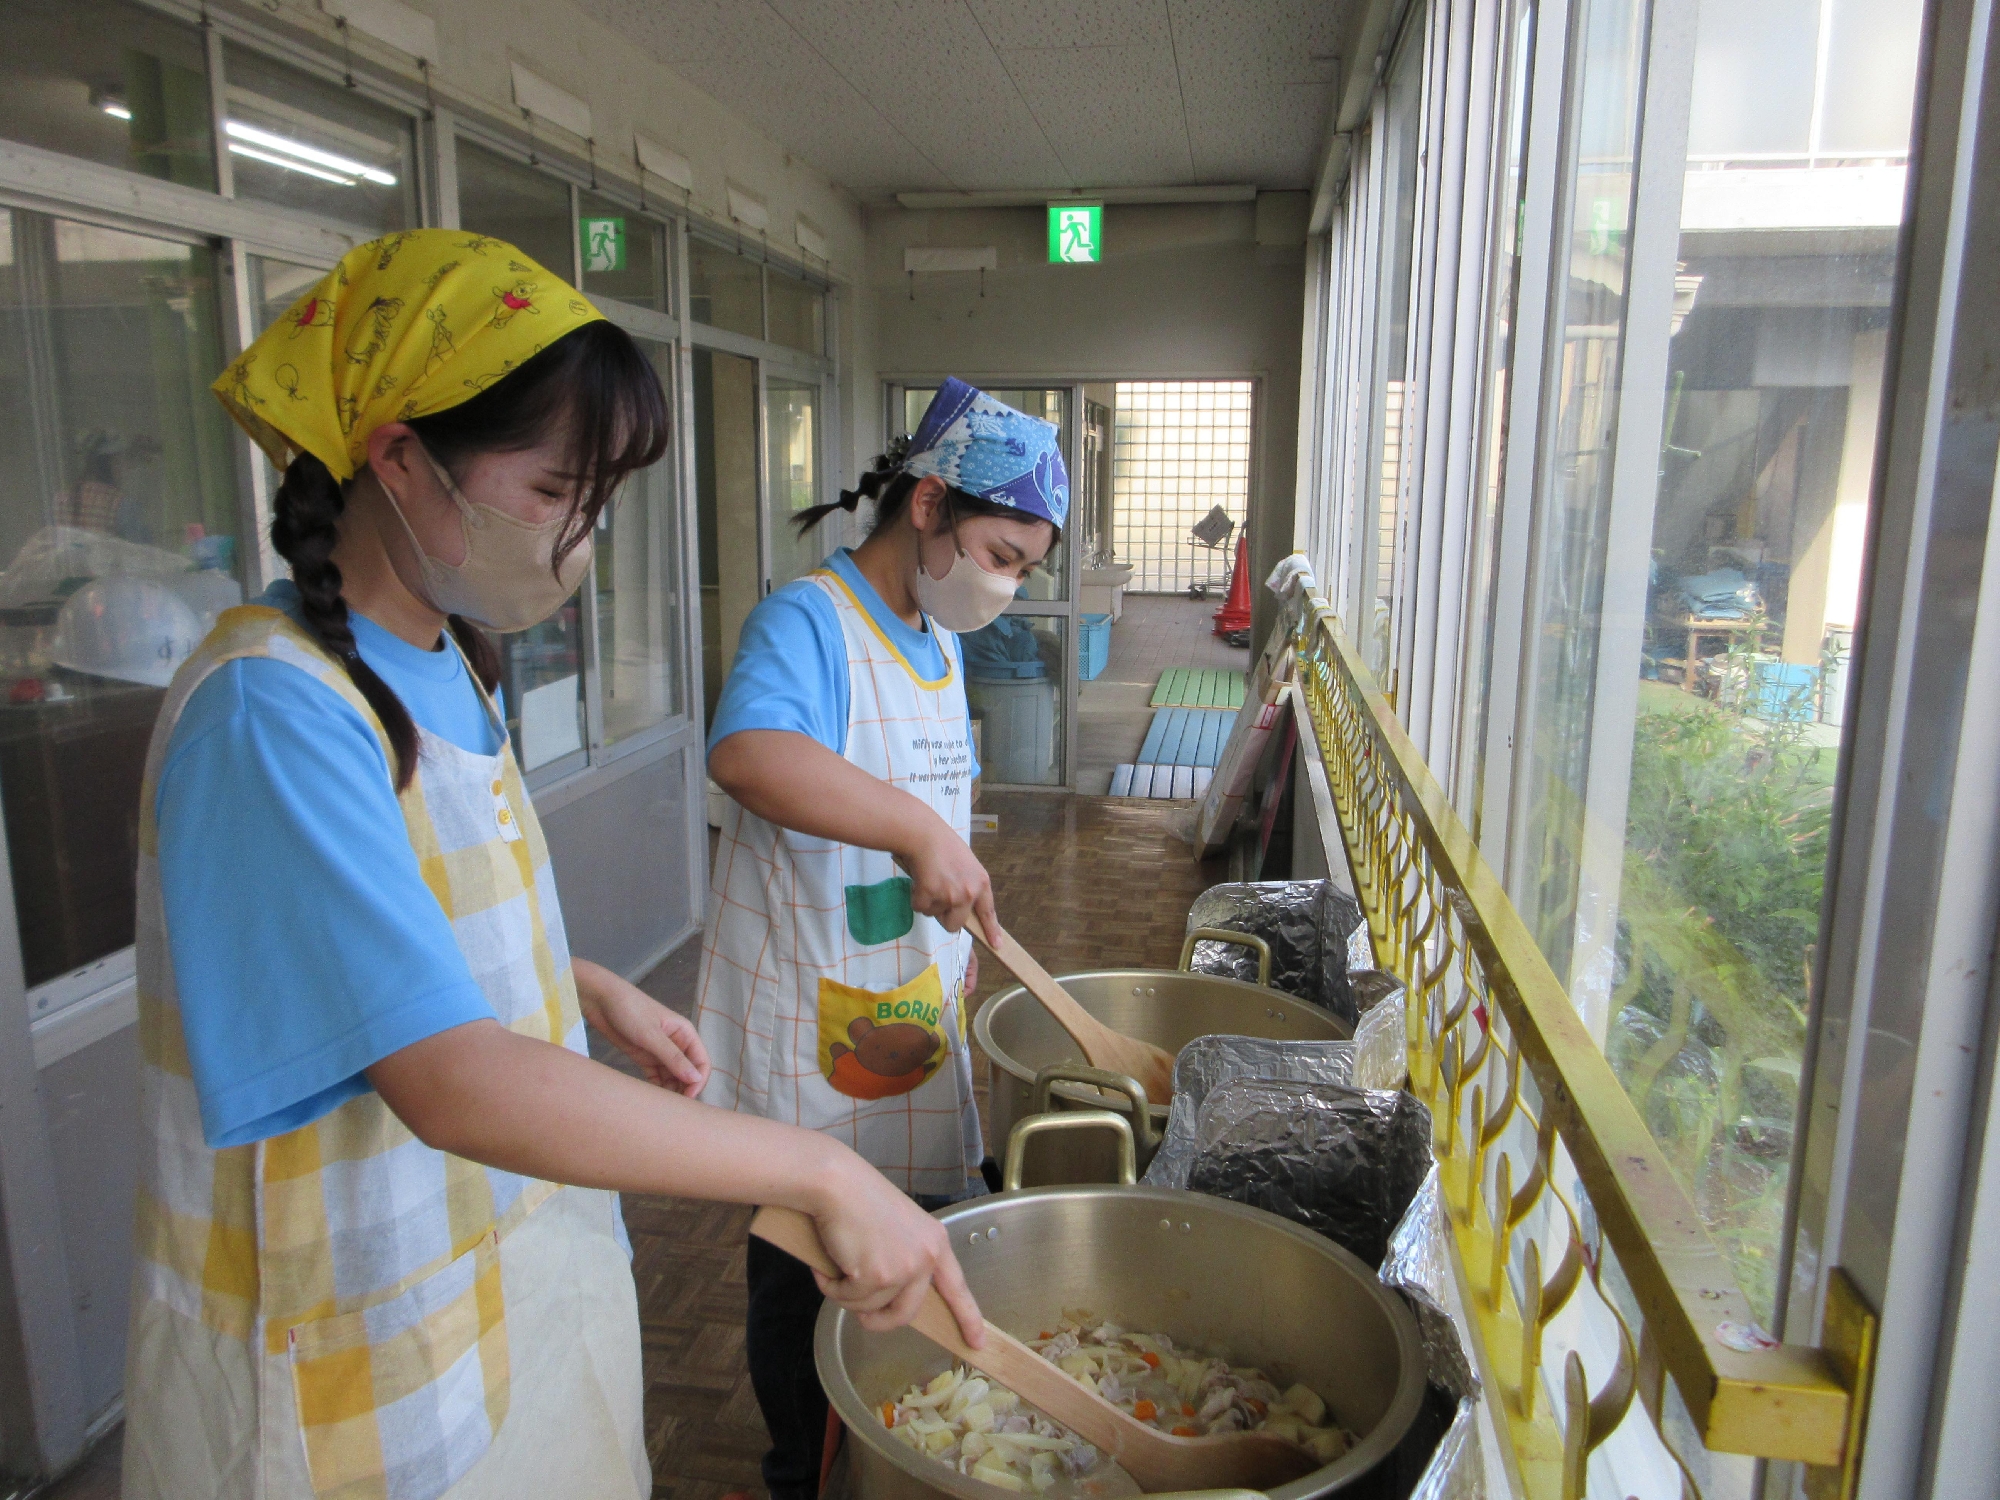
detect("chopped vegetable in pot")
[881,1312,1352,1493]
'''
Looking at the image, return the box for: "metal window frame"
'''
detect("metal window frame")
[1468,0,1575,864]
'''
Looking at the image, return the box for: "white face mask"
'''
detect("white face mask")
[912,540,1018,633]
[385,449,594,633]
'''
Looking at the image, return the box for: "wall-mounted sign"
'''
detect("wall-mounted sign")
[1048,203,1102,263]
[580,216,625,273]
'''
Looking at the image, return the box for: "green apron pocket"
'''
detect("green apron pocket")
[845,876,915,946]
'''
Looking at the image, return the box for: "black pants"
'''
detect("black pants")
[745,1193,965,1500]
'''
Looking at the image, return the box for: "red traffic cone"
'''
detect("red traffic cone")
[1212,530,1252,638]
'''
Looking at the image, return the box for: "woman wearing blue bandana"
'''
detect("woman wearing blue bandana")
[693,380,1066,1500]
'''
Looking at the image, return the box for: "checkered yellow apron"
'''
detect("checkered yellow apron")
[694,571,982,1196]
[123,606,645,1500]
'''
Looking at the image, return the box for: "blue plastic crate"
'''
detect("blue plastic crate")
[1750,661,1819,722]
[1079,612,1111,680]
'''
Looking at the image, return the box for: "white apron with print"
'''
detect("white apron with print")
[122,607,647,1500]
[695,570,981,1196]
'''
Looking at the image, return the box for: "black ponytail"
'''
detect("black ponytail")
[270,451,427,791]
[792,435,1062,545]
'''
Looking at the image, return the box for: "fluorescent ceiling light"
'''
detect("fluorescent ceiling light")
[225,120,396,185]
[228,141,358,186]
[100,101,132,120]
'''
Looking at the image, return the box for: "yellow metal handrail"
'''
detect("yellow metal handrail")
[1290,594,1870,1498]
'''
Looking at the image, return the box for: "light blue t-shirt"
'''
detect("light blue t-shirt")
[708,547,979,775]
[156,582,507,1149]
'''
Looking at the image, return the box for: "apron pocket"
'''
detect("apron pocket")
[843,875,915,945]
[818,966,946,1099]
[287,1230,508,1500]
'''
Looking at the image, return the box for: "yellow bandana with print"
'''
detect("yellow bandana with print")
[213,228,603,482]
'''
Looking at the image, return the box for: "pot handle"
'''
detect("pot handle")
[1030,1063,1163,1157]
[1002,1110,1137,1191]
[1178,927,1273,987]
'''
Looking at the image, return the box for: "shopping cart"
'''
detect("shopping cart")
[1186,505,1235,599]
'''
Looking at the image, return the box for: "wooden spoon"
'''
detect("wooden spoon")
[976,924,1177,1106]
[752,1206,1317,1494]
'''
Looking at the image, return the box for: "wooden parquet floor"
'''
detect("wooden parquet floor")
[42,793,1224,1500]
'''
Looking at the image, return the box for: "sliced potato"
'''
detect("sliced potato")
[1279,1382,1326,1425]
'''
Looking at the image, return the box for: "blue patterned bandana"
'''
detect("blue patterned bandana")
[903,378,1068,529]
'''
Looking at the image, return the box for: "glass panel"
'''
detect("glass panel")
[595,340,683,745]
[1511,0,1647,977]
[500,603,584,774]
[247,256,328,335]
[578,190,666,313]
[897,386,1071,601]
[687,236,763,339]
[456,137,573,278]
[963,615,1065,787]
[0,211,244,987]
[1359,33,1426,679]
[1595,0,1924,1324]
[1453,0,1539,835]
[766,267,825,355]
[691,348,760,728]
[221,43,416,234]
[0,0,216,189]
[765,378,822,591]
[1110,381,1255,595]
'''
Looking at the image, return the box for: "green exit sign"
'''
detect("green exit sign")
[579,215,625,272]
[1048,203,1102,263]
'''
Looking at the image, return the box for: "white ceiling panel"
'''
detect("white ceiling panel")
[996,44,1194,187]
[766,0,1070,189]
[961,0,1173,52]
[1170,0,1343,182]
[571,0,1348,197]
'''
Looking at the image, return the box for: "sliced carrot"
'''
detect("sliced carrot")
[1171,1425,1200,1438]
[881,1402,896,1427]
[1133,1401,1157,1422]
[1141,1352,1161,1369]
[1039,1331,1054,1341]
[1246,1398,1267,1417]
[1180,1404,1197,1418]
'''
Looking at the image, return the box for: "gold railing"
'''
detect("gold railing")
[1290,594,1874,1500]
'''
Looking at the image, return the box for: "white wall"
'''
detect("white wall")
[864,199,1307,646]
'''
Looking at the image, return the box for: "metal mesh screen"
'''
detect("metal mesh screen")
[1112,380,1254,593]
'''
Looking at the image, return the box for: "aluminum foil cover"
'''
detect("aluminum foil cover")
[1380,1168,1485,1498]
[1181,1080,1431,1269]
[1185,881,1364,1025]
[1142,1035,1355,1190]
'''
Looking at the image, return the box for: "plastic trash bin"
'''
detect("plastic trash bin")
[967,660,1056,784]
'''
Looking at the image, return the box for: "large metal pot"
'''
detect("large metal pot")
[975,944,1351,1186]
[817,1165,1426,1499]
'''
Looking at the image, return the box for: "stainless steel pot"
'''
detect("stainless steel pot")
[816,1154,1426,1500]
[975,951,1351,1187]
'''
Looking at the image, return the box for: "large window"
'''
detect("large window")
[1596,0,1922,1322]
[1451,0,1539,836]
[456,135,574,278]
[0,0,216,190]
[222,43,416,234]
[1110,381,1255,595]
[1358,30,1428,678]
[1509,0,1649,981]
[0,212,244,991]
[595,339,684,747]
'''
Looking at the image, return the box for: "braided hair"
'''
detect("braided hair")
[270,321,668,791]
[791,435,1062,545]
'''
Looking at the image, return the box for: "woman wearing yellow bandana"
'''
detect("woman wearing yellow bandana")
[125,230,983,1500]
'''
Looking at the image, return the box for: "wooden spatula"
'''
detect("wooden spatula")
[751,1206,1317,1494]
[975,924,1177,1106]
